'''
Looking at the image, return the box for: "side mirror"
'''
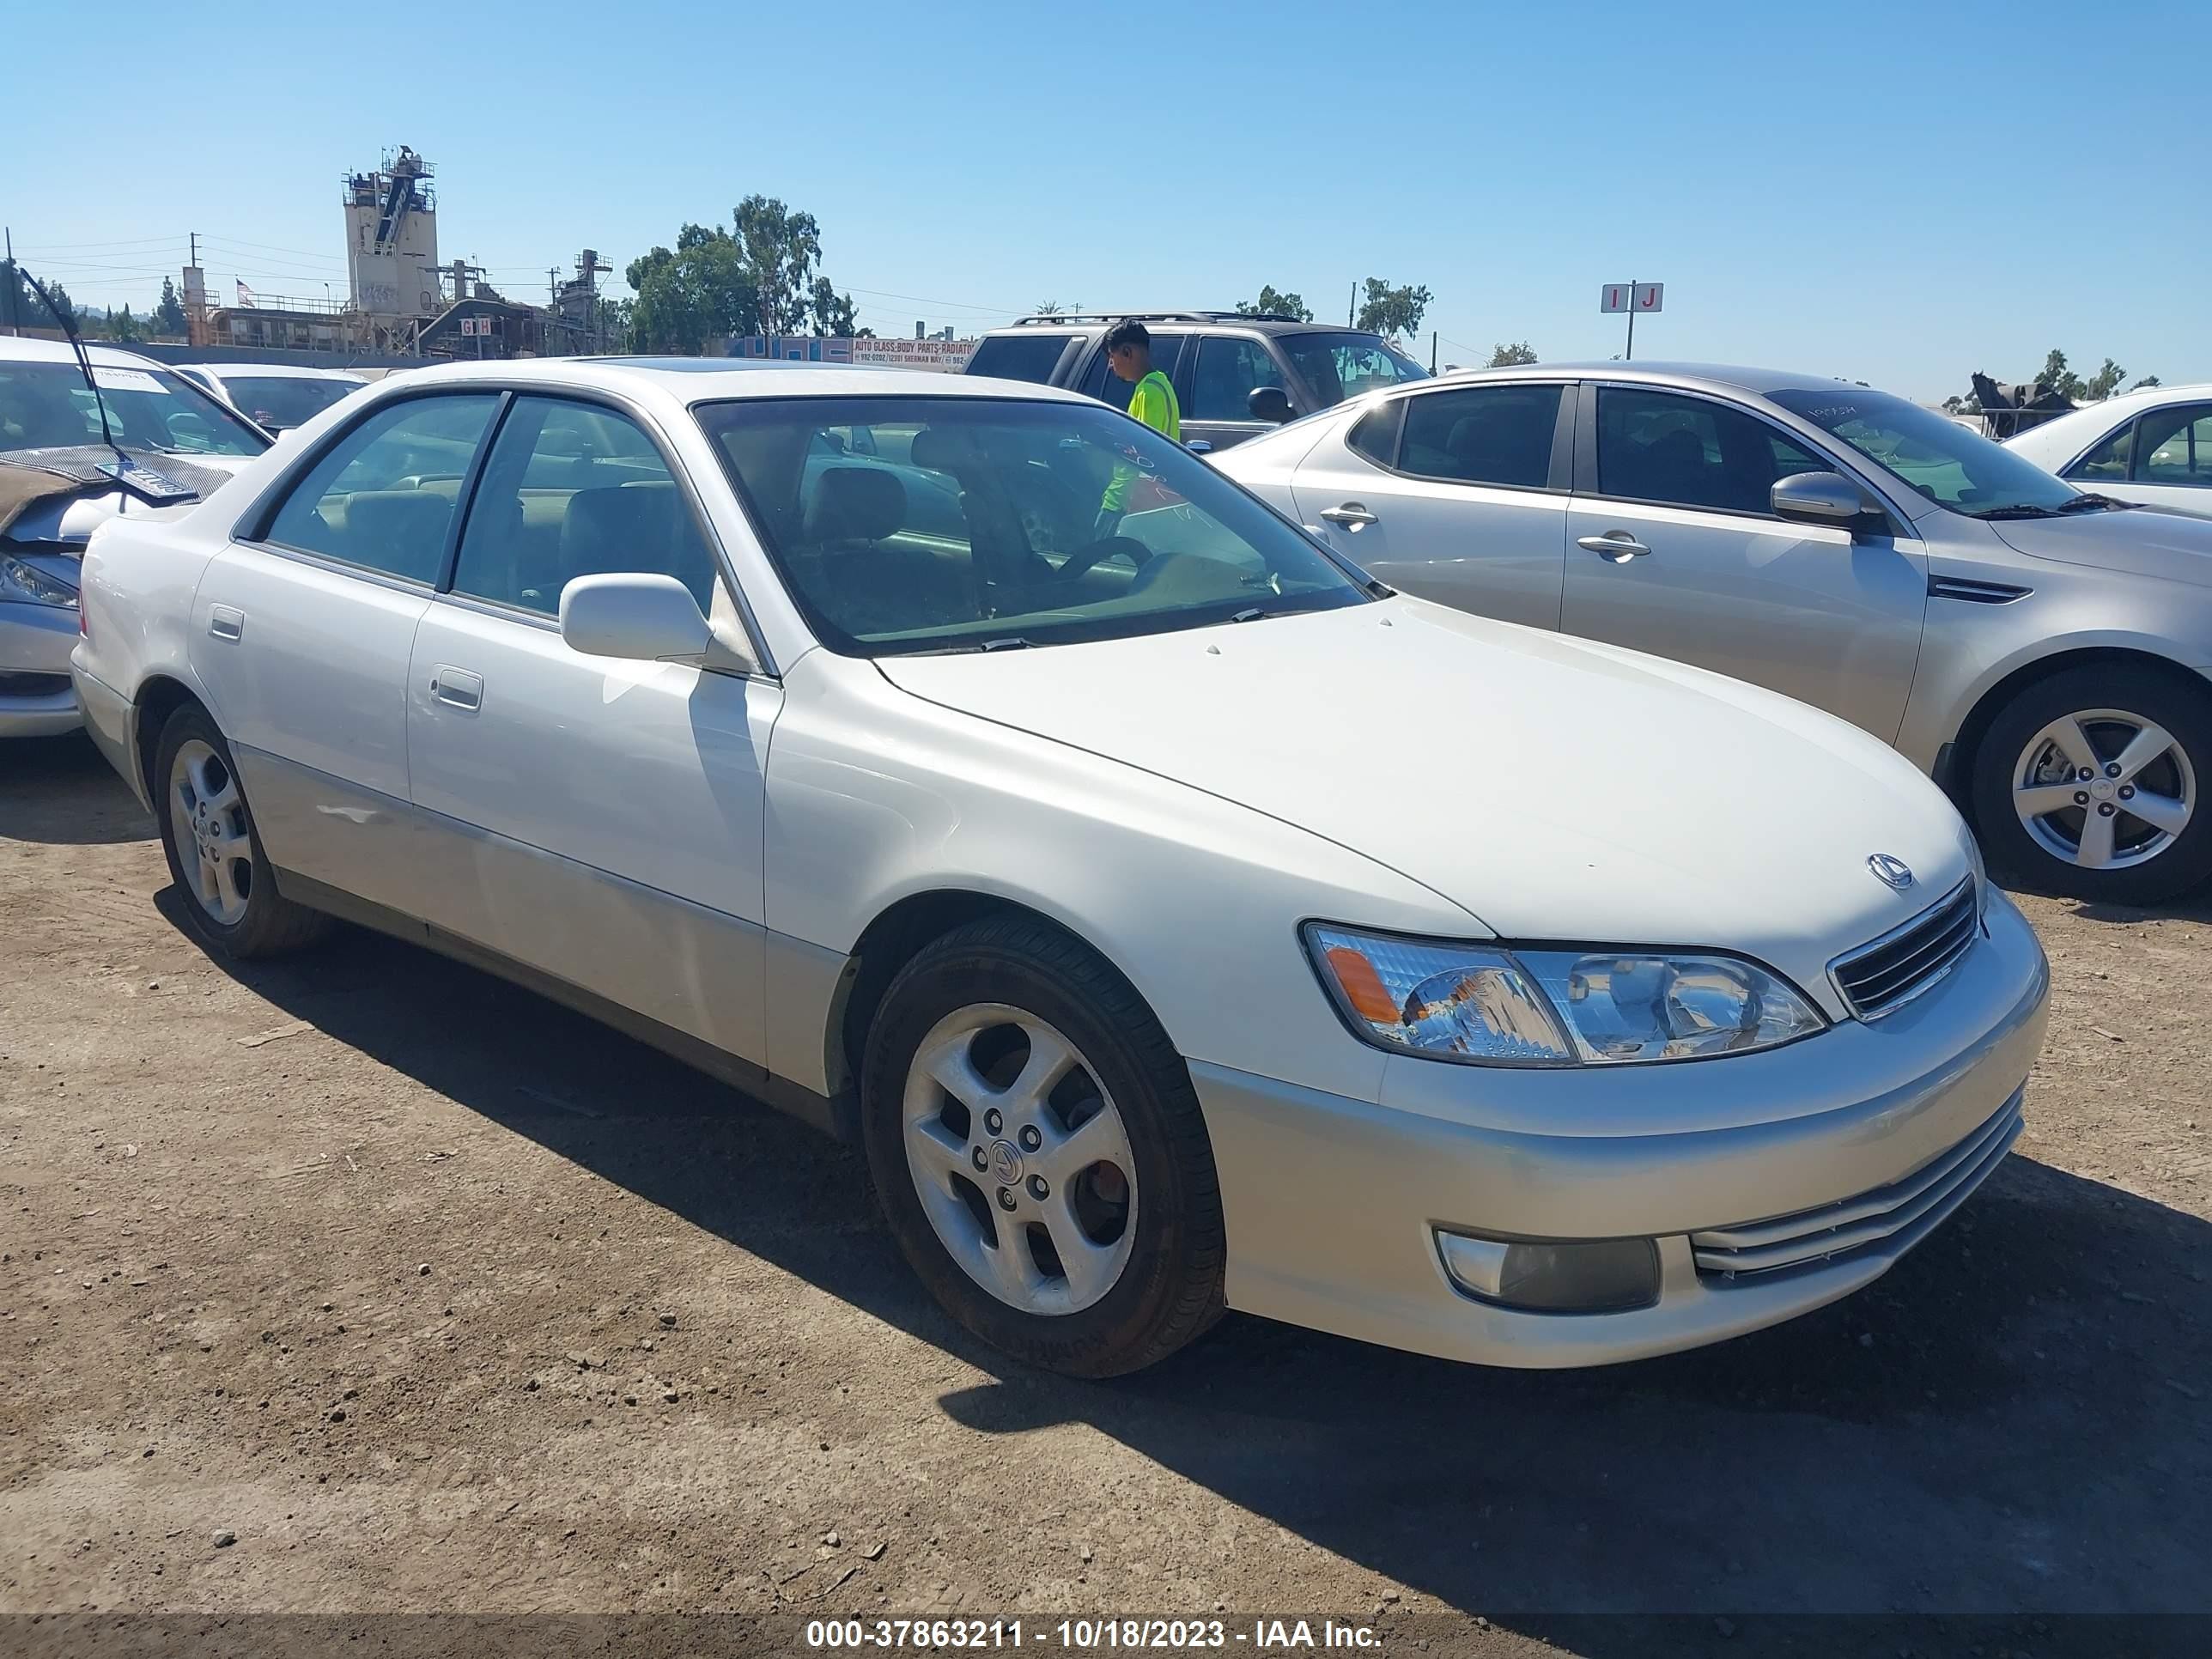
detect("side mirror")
[1248,385,1295,425]
[559,573,711,661]
[1771,471,1878,530]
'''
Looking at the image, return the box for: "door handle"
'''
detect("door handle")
[1184,439,1212,454]
[208,605,244,642]
[428,665,483,711]
[1321,502,1379,529]
[1577,532,1652,562]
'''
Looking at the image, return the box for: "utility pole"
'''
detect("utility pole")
[4,227,16,336]
[1347,279,1356,328]
[1430,330,1437,374]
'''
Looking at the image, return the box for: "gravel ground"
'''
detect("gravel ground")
[3,732,2208,1656]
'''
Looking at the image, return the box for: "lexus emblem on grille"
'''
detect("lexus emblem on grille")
[1867,854,1915,890]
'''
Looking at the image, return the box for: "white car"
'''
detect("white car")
[174,362,368,433]
[2004,382,2212,518]
[2,337,268,737]
[72,359,2049,1376]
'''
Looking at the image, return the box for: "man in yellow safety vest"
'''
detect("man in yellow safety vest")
[1094,319,1182,541]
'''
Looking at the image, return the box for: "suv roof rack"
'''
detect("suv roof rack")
[1007,310,1306,328]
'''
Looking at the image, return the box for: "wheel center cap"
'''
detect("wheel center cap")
[988,1139,1024,1186]
[2090,779,2116,800]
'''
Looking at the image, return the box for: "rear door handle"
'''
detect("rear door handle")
[1577,532,1652,562]
[1321,503,1379,529]
[208,605,244,641]
[428,665,483,711]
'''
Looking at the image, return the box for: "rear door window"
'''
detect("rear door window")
[261,394,501,582]
[2135,404,2212,485]
[1396,385,1562,488]
[1188,336,1287,422]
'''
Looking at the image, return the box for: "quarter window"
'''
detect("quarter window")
[1347,400,1401,467]
[261,394,500,582]
[2136,404,2212,485]
[1188,337,1286,422]
[451,397,717,617]
[2065,419,2136,483]
[1397,386,1562,488]
[1596,386,1817,516]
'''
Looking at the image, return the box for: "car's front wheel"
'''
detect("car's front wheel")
[1972,663,2212,903]
[860,915,1224,1376]
[155,703,331,958]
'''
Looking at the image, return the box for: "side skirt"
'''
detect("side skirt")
[271,866,856,1142]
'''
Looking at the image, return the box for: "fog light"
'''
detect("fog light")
[1436,1231,1660,1313]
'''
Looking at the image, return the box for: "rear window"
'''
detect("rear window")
[966,335,1073,385]
[215,374,362,431]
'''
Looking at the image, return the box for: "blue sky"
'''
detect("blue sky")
[8,0,2206,398]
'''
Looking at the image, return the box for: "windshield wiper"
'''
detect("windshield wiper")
[1228,607,1268,623]
[980,636,1036,651]
[2057,493,2134,513]
[1965,504,2063,520]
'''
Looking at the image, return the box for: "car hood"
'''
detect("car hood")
[876,598,1975,999]
[1987,503,2212,586]
[0,447,256,548]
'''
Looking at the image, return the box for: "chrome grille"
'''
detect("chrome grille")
[1830,878,1979,1020]
[1692,1091,2021,1279]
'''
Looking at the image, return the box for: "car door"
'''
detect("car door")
[192,390,503,909]
[1182,332,1284,453]
[404,392,781,1067]
[1559,382,1927,740]
[1290,381,1573,633]
[2066,404,2212,517]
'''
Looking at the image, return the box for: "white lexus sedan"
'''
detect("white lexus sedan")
[71,359,2050,1376]
[2004,381,2212,518]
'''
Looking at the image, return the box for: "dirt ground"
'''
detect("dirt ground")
[3,732,2209,1656]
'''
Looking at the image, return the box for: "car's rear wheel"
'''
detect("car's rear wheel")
[860,915,1224,1376]
[155,704,330,958]
[1972,664,2212,903]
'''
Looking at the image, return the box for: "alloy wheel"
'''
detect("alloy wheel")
[901,1003,1138,1316]
[2011,707,2195,872]
[168,738,254,926]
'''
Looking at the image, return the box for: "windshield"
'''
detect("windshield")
[1768,385,2076,517]
[1279,333,1428,407]
[0,361,269,458]
[698,396,1369,656]
[215,374,361,431]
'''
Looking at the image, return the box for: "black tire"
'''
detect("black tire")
[860,915,1225,1377]
[153,702,331,959]
[1970,663,2212,904]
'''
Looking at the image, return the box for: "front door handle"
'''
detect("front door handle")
[208,605,244,641]
[1321,502,1379,529]
[1577,532,1652,562]
[1184,439,1213,454]
[428,665,483,711]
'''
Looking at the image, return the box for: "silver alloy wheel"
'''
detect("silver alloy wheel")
[902,1003,1138,1316]
[168,738,254,926]
[2012,707,2196,871]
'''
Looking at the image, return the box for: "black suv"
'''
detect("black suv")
[963,312,1430,453]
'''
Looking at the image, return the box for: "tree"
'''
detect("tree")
[1355,277,1431,341]
[1033,301,1080,317]
[1237,285,1312,323]
[625,226,760,353]
[1487,342,1538,367]
[2,260,77,333]
[807,278,866,337]
[732,195,822,337]
[152,276,187,337]
[2079,358,2130,402]
[2133,376,2162,391]
[2037,349,2084,400]
[104,303,143,343]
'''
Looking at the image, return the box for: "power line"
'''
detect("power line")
[10,233,187,252]
[199,233,350,265]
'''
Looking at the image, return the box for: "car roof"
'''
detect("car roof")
[1431,361,1861,398]
[976,314,1366,339]
[0,336,183,372]
[183,362,368,383]
[386,356,1094,404]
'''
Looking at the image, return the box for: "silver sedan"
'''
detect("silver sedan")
[1218,362,2212,903]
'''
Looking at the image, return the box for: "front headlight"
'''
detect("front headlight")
[0,553,80,609]
[1305,925,1825,1066]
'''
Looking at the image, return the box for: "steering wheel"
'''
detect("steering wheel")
[1054,535,1153,583]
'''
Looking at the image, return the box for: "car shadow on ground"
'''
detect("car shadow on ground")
[0,732,155,845]
[162,892,2212,1641]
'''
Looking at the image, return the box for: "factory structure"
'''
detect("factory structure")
[180,146,612,362]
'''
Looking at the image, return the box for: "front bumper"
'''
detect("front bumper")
[0,601,82,737]
[1196,890,2051,1368]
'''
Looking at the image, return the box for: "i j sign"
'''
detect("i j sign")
[1633,283,1663,312]
[1601,283,1665,313]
